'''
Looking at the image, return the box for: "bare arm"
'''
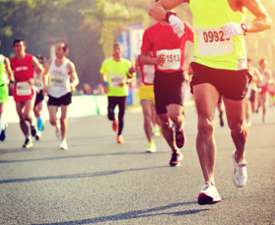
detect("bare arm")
[68,62,79,90]
[149,0,187,21]
[160,0,188,10]
[32,56,44,75]
[242,0,272,33]
[4,58,14,82]
[42,62,51,91]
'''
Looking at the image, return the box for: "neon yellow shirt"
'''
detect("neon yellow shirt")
[190,0,247,70]
[100,58,132,96]
[0,55,7,86]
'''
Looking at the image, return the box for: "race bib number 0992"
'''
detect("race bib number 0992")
[197,28,233,57]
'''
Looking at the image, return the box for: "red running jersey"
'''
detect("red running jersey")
[10,54,35,102]
[10,54,34,82]
[141,22,194,73]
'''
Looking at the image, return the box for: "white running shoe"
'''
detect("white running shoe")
[197,182,222,205]
[59,139,68,150]
[232,154,248,188]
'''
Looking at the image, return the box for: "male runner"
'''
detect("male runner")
[136,54,159,153]
[149,0,271,204]
[257,58,273,123]
[43,42,79,150]
[100,42,135,144]
[34,55,46,137]
[0,40,14,141]
[245,58,262,125]
[139,16,194,166]
[10,39,43,149]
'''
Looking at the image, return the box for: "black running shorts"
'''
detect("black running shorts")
[35,90,44,106]
[154,71,184,114]
[48,92,72,106]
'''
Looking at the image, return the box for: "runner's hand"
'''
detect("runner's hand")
[168,15,185,37]
[223,23,244,39]
[156,55,165,66]
[149,2,167,21]
[43,87,47,95]
[71,84,76,93]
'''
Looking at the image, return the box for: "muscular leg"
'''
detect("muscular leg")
[24,99,36,126]
[60,105,69,140]
[48,105,58,127]
[117,97,126,136]
[167,104,184,131]
[193,84,219,183]
[34,102,43,118]
[141,100,154,143]
[158,113,178,152]
[223,97,247,164]
[16,102,30,137]
[107,97,117,122]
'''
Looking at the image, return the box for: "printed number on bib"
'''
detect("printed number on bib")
[16,82,32,96]
[143,65,155,84]
[197,28,233,56]
[156,49,181,70]
[34,78,43,90]
[50,76,65,87]
[111,76,124,87]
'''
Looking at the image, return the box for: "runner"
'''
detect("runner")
[139,15,194,166]
[43,42,79,150]
[100,42,135,144]
[149,0,271,204]
[34,55,47,137]
[245,58,262,125]
[0,40,14,142]
[257,58,273,123]
[136,54,159,153]
[10,39,43,149]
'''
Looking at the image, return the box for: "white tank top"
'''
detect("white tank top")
[48,58,71,98]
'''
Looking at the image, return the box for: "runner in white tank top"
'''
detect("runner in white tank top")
[43,42,79,150]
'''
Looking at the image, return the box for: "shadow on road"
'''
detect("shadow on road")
[0,151,167,164]
[0,165,167,185]
[32,201,208,225]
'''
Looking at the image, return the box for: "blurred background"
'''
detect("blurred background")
[0,0,274,89]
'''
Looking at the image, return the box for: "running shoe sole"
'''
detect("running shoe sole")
[198,193,221,205]
[169,153,183,167]
[175,130,185,148]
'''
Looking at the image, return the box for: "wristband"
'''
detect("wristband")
[241,23,248,34]
[165,11,177,22]
[102,81,109,87]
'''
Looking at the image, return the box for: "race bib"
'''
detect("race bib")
[50,76,65,87]
[111,76,124,87]
[156,49,181,70]
[34,78,44,90]
[143,65,155,84]
[16,82,32,96]
[197,28,233,56]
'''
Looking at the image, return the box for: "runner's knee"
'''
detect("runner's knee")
[198,118,214,137]
[49,118,57,126]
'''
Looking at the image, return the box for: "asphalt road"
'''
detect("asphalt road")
[0,106,275,225]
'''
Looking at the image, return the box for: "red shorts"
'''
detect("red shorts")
[13,82,35,103]
[259,84,269,95]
